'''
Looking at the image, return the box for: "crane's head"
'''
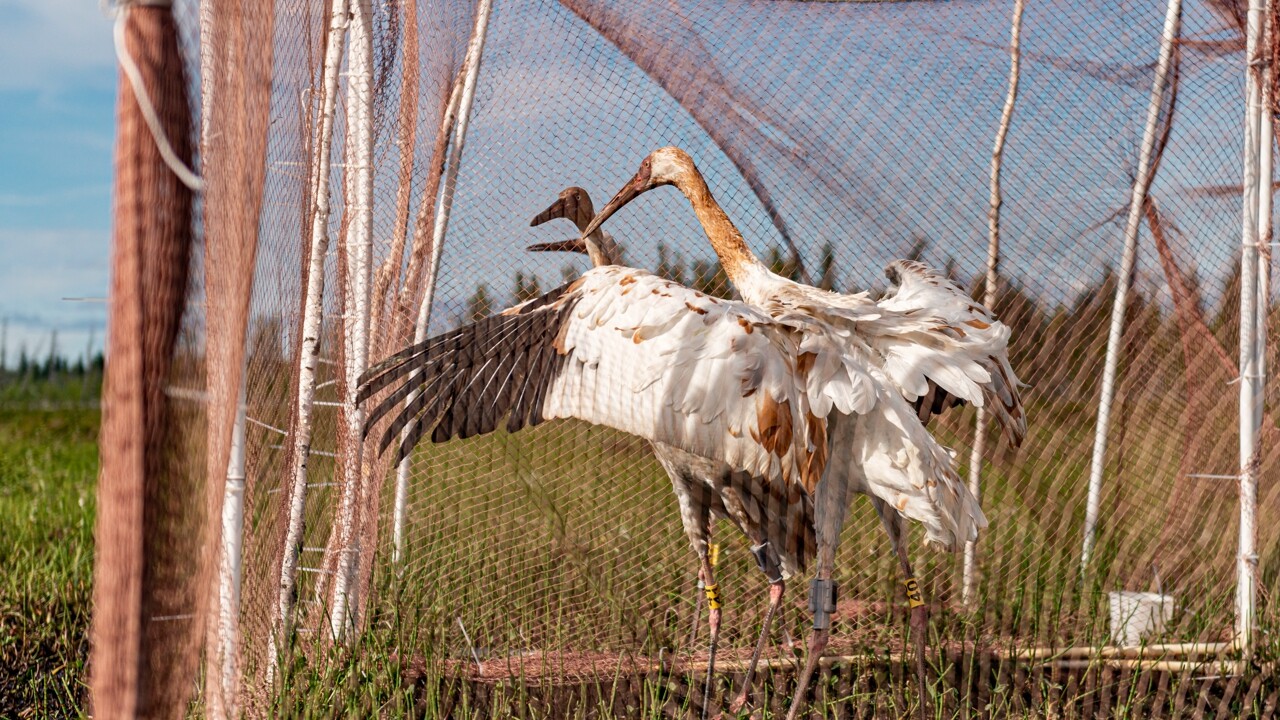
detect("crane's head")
[580,147,697,240]
[529,186,595,234]
[528,186,623,266]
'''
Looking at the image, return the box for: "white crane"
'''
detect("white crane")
[357,234,966,719]
[580,147,1026,720]
[528,186,812,714]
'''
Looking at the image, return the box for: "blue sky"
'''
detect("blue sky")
[0,0,1250,367]
[0,0,116,367]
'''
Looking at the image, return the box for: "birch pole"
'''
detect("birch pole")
[212,374,247,714]
[391,70,466,565]
[392,0,494,566]
[963,0,1025,607]
[328,0,376,641]
[1256,27,1272,442]
[275,0,348,654]
[1236,0,1268,655]
[1081,0,1182,567]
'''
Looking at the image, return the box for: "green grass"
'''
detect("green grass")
[0,405,97,718]
[0,368,1275,717]
[255,393,1280,717]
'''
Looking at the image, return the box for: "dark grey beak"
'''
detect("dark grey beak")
[530,187,595,233]
[526,238,589,255]
[579,159,653,241]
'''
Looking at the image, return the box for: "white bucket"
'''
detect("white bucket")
[1109,591,1174,647]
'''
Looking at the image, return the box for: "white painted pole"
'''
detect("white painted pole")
[329,0,376,643]
[213,373,248,716]
[1081,0,1183,567]
[1256,24,1272,440]
[391,0,494,566]
[1236,0,1267,655]
[274,0,348,662]
[964,0,1025,606]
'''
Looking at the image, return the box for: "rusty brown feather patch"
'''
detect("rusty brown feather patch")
[737,317,754,334]
[795,351,817,381]
[619,274,636,286]
[803,411,828,494]
[553,316,573,355]
[685,301,708,315]
[964,318,991,330]
[751,394,794,465]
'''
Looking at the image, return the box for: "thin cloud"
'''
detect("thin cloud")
[0,184,112,207]
[0,0,115,91]
[0,228,109,334]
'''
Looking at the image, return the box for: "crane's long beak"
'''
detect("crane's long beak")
[526,238,589,255]
[531,195,577,230]
[530,187,594,233]
[579,163,653,241]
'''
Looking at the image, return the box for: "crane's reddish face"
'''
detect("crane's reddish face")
[579,156,655,241]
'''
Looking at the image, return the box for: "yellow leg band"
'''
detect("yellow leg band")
[903,577,925,609]
[705,583,723,610]
[708,542,720,567]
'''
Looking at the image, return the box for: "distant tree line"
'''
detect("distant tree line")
[0,326,105,406]
[450,237,1265,414]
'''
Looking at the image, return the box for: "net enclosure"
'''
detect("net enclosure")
[94,0,1280,716]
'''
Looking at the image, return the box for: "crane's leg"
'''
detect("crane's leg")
[689,574,705,649]
[658,460,711,657]
[728,541,785,714]
[873,498,929,720]
[699,551,723,720]
[662,466,718,720]
[785,470,853,720]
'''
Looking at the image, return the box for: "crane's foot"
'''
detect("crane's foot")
[729,580,785,714]
[701,584,723,720]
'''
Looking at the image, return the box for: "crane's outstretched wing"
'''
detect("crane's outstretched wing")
[875,259,1026,446]
[358,266,830,491]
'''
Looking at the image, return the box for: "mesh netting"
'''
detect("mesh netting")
[184,0,1280,714]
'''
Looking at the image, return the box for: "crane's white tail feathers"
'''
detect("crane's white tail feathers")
[878,259,1027,447]
[856,388,987,552]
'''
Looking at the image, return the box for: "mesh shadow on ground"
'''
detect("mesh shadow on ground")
[405,650,1280,718]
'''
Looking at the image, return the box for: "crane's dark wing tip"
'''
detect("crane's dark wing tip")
[355,281,583,462]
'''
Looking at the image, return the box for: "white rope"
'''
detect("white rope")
[112,5,204,192]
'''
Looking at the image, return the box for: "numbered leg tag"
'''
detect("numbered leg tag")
[704,583,723,610]
[708,542,721,567]
[903,577,925,609]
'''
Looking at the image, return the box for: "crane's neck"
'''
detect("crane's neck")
[675,173,764,288]
[584,234,612,268]
[567,210,623,268]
